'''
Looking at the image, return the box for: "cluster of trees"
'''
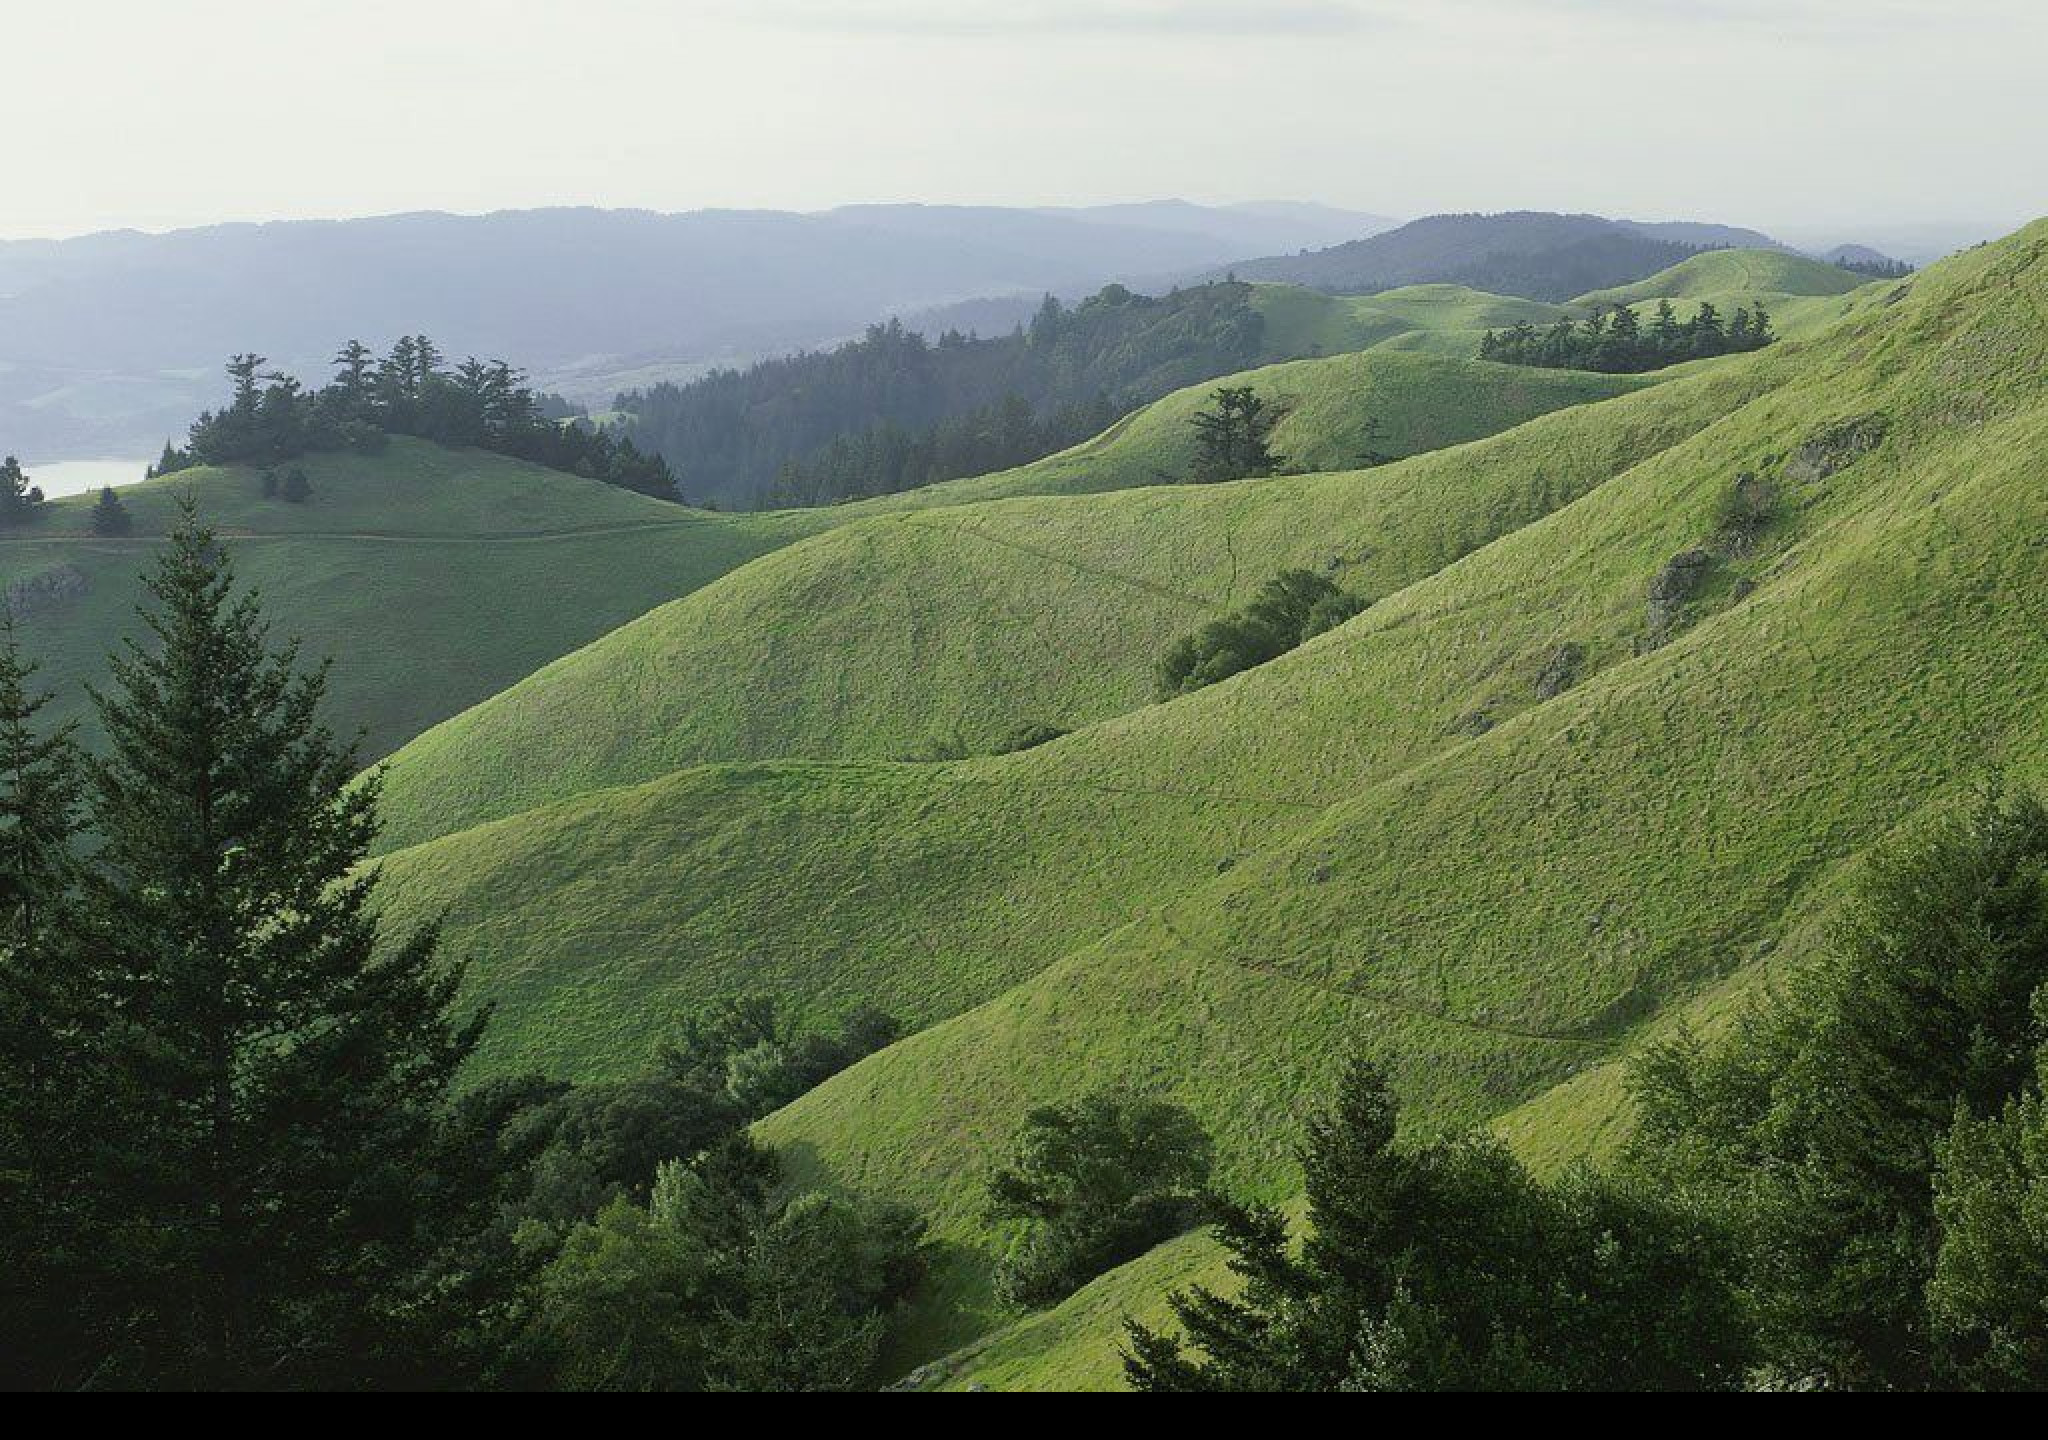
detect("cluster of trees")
[0,456,45,525]
[1480,300,1774,373]
[1119,785,2048,1391]
[1123,1055,1750,1390]
[514,997,922,1390]
[1837,256,1915,280]
[150,342,676,500]
[0,513,916,1390]
[617,283,1267,509]
[766,393,1119,507]
[987,1090,1215,1308]
[1624,785,2048,1389]
[1157,569,1368,700]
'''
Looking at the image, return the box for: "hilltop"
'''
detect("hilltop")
[1221,211,1773,301]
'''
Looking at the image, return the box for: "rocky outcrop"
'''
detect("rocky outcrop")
[1646,549,1714,635]
[1784,415,1887,484]
[1534,643,1585,700]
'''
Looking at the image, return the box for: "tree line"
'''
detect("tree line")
[149,340,677,500]
[1480,299,1775,373]
[616,282,1267,509]
[0,513,919,1389]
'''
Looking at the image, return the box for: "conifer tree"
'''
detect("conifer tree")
[1190,387,1283,483]
[0,620,88,1386]
[73,502,518,1386]
[0,456,43,524]
[89,485,133,537]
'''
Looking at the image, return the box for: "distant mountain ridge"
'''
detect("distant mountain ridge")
[1220,211,1776,302]
[0,201,1391,460]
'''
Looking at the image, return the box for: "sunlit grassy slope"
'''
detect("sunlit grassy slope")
[0,442,817,759]
[1251,282,1568,358]
[362,220,2048,1385]
[374,351,1658,848]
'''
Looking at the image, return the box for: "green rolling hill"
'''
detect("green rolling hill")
[1574,246,1876,339]
[373,351,1662,850]
[0,442,821,760]
[0,280,1658,772]
[354,218,2048,1383]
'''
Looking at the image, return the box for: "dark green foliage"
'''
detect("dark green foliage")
[514,994,900,1236]
[1837,256,1914,280]
[1481,300,1774,374]
[994,724,1071,754]
[88,486,133,536]
[531,1136,927,1391]
[47,503,537,1387]
[768,393,1119,508]
[280,467,311,503]
[660,992,901,1119]
[0,624,88,1387]
[621,282,1266,509]
[1930,1068,2048,1389]
[156,340,678,501]
[1156,569,1369,700]
[1627,784,2048,1389]
[1189,385,1284,483]
[1124,1056,1750,1391]
[987,1088,1214,1309]
[0,456,44,525]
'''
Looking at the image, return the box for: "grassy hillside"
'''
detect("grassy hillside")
[1573,246,1875,340]
[1251,282,1567,359]
[0,441,813,759]
[374,351,1662,849]
[358,218,2048,1383]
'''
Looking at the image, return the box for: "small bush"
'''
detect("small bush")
[1156,569,1369,700]
[994,724,1070,754]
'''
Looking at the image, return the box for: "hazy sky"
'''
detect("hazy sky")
[6,0,2041,240]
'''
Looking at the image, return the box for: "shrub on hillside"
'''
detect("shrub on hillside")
[1156,569,1369,700]
[987,1088,1214,1309]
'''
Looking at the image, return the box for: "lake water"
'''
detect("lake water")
[22,458,152,499]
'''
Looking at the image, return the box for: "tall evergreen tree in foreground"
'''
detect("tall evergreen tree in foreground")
[1124,1055,1748,1391]
[73,502,524,1387]
[0,620,91,1386]
[1628,783,2048,1389]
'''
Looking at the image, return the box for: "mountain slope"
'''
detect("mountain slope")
[357,219,2048,1377]
[373,351,1661,850]
[755,221,2048,1356]
[1223,212,1733,301]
